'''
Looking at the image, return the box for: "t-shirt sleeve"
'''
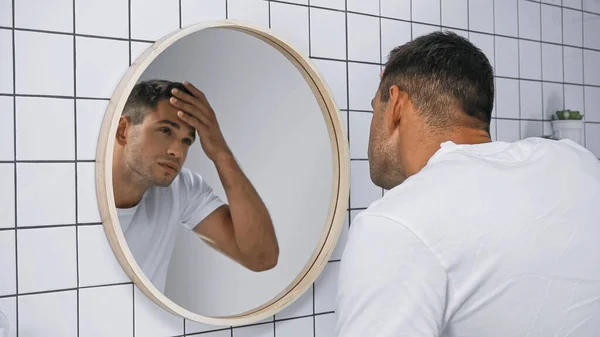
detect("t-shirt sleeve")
[335,212,448,337]
[179,169,226,230]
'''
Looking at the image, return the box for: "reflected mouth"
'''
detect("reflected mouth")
[159,162,179,173]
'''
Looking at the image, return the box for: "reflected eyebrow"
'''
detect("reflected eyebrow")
[157,119,196,140]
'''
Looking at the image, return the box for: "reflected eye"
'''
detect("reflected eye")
[183,138,193,146]
[159,127,171,135]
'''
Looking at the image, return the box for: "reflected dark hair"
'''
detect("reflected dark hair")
[379,31,494,133]
[122,79,193,125]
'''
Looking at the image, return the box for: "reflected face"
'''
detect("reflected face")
[122,99,196,186]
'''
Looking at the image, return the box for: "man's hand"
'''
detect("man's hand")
[169,81,232,161]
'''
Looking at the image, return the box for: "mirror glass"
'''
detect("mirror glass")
[104,23,347,320]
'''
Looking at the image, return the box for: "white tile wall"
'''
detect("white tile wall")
[1,0,599,336]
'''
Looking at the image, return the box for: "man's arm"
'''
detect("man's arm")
[170,81,279,272]
[336,212,448,337]
[192,153,279,272]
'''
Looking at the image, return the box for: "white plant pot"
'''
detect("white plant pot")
[551,120,584,146]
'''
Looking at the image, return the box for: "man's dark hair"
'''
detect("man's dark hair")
[122,79,193,125]
[379,31,494,134]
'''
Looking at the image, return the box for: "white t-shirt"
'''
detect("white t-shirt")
[336,137,600,337]
[117,168,225,293]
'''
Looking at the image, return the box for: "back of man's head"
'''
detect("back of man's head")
[379,31,494,134]
[122,79,193,125]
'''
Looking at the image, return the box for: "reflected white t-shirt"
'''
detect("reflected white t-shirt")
[336,138,600,337]
[117,168,225,293]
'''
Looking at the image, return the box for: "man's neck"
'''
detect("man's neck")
[112,161,149,209]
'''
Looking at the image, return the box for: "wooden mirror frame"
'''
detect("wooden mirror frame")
[95,19,350,327]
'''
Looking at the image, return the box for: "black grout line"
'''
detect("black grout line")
[345,0,351,212]
[72,0,80,332]
[0,26,155,44]
[268,0,272,28]
[0,160,95,163]
[581,0,587,147]
[11,0,18,334]
[523,0,600,16]
[0,93,111,100]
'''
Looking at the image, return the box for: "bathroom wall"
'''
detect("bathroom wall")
[0,0,599,336]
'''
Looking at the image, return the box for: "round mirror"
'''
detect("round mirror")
[95,20,349,327]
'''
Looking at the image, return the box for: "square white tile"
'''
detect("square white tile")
[0,297,16,337]
[441,0,468,30]
[14,31,73,96]
[347,0,378,16]
[520,120,543,139]
[347,13,380,63]
[584,12,600,50]
[78,225,129,287]
[541,4,562,44]
[17,226,77,293]
[0,97,14,161]
[18,290,77,337]
[380,19,411,63]
[275,284,313,319]
[227,0,269,28]
[496,119,520,142]
[0,230,15,296]
[380,0,411,20]
[349,111,372,159]
[494,37,519,78]
[275,317,313,337]
[15,97,75,161]
[583,0,600,14]
[309,7,346,60]
[310,0,344,11]
[76,99,107,160]
[314,261,338,313]
[16,163,76,227]
[490,118,497,141]
[543,82,564,119]
[75,0,128,38]
[585,123,600,157]
[495,78,520,119]
[584,49,600,86]
[130,42,153,65]
[233,323,274,337]
[0,29,12,94]
[0,0,11,26]
[564,84,585,114]
[469,32,495,68]
[348,62,380,111]
[519,0,541,40]
[412,0,440,25]
[412,23,441,39]
[0,164,14,228]
[315,313,336,337]
[181,0,226,26]
[77,163,101,223]
[563,46,584,84]
[469,0,494,34]
[519,40,542,80]
[542,43,563,82]
[134,287,183,336]
[563,8,583,47]
[520,80,543,120]
[494,0,518,37]
[564,0,583,9]
[311,59,347,110]
[349,160,380,208]
[76,37,129,98]
[79,284,133,337]
[15,0,72,32]
[131,0,179,41]
[270,2,310,57]
[584,86,600,122]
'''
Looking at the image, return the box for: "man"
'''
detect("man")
[112,79,279,293]
[335,31,600,336]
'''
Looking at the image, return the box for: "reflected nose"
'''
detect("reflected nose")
[167,142,184,159]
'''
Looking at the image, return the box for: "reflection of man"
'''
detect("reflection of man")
[335,32,600,336]
[112,79,279,292]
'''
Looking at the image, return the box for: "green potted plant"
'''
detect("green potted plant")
[550,109,584,145]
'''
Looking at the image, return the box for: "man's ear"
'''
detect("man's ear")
[115,116,129,145]
[384,85,407,133]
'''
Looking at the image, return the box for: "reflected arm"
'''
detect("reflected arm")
[192,153,279,272]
